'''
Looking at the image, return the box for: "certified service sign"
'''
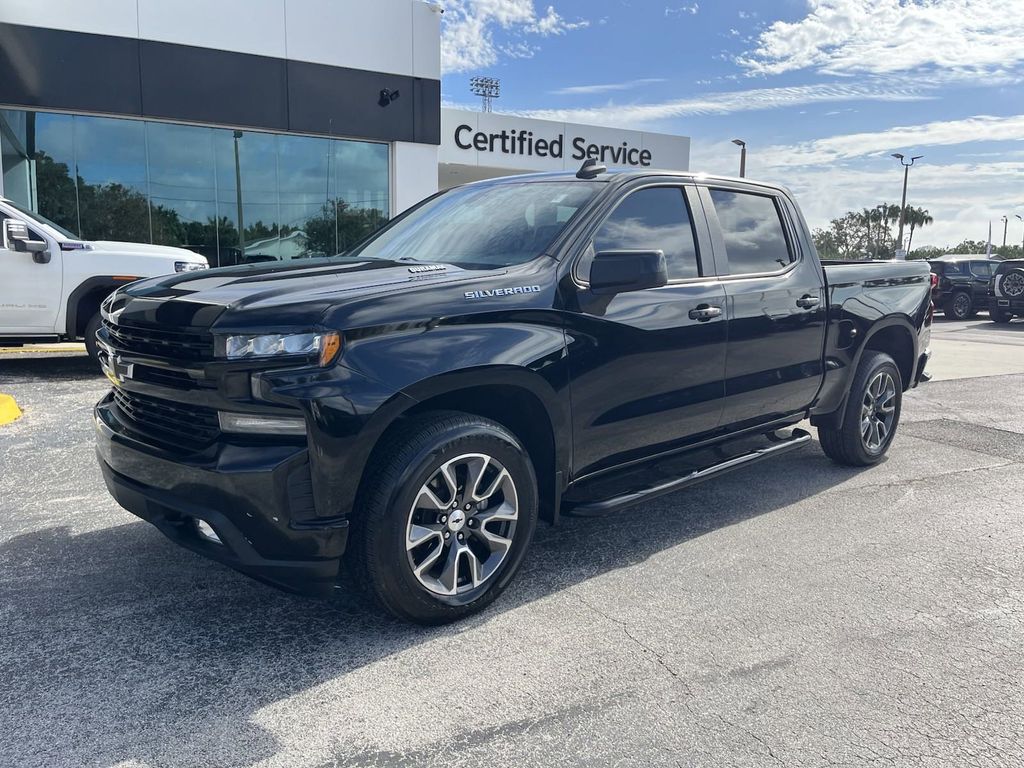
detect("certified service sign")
[440,108,690,177]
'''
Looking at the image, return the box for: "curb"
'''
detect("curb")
[0,393,22,425]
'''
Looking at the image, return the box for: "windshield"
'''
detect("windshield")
[348,181,601,269]
[3,198,78,240]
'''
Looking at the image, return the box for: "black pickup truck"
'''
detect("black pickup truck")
[94,164,932,624]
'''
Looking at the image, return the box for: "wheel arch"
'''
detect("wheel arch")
[861,319,916,392]
[65,277,128,338]
[358,367,569,525]
[812,315,918,431]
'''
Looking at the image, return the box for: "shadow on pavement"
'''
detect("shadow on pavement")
[0,354,102,384]
[0,444,870,767]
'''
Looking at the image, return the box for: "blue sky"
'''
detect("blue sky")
[439,0,1024,250]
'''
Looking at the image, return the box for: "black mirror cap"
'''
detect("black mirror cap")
[588,250,668,295]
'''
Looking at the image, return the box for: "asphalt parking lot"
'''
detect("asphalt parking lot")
[1,316,1022,768]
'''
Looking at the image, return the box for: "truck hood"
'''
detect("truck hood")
[116,257,493,330]
[91,240,207,263]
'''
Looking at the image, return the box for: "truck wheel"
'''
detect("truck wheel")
[946,292,973,320]
[1000,268,1024,298]
[818,351,902,467]
[83,312,102,363]
[991,307,1012,324]
[348,412,538,624]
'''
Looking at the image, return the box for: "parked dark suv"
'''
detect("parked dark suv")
[929,255,997,320]
[989,259,1024,323]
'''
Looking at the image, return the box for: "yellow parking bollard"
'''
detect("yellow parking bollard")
[0,393,22,425]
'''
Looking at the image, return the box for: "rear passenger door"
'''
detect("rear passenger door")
[700,185,827,431]
[970,261,993,303]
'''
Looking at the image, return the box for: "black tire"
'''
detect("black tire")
[347,412,538,624]
[818,351,903,467]
[945,291,973,320]
[83,312,102,364]
[991,307,1012,324]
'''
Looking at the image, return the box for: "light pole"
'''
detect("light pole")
[891,153,922,258]
[732,139,747,178]
[1000,215,1008,248]
[1016,214,1023,250]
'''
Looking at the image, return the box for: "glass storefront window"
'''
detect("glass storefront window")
[0,108,390,266]
[146,121,217,250]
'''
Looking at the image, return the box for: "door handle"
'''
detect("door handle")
[688,305,722,321]
[796,295,820,309]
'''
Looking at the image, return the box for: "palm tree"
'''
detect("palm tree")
[905,207,934,253]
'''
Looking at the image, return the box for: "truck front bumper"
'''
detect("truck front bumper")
[95,393,348,596]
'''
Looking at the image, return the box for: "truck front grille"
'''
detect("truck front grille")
[112,388,220,452]
[103,319,214,362]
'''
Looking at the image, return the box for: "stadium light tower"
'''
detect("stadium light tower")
[470,76,501,112]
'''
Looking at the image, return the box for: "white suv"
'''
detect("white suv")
[0,197,207,360]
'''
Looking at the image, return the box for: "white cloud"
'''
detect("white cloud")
[549,78,667,96]
[739,0,1024,83]
[516,82,931,127]
[441,1,589,73]
[665,3,699,17]
[690,115,1024,248]
[757,114,1024,168]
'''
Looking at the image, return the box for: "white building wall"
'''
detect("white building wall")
[0,0,441,79]
[393,142,440,214]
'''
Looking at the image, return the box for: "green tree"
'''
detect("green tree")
[34,152,80,235]
[904,207,934,253]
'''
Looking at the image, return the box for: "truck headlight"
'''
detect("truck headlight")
[222,331,341,366]
[175,261,208,272]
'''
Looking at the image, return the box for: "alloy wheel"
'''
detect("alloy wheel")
[405,453,519,596]
[861,371,897,452]
[1002,272,1024,298]
[952,293,971,319]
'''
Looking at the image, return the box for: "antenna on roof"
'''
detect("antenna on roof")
[576,158,607,179]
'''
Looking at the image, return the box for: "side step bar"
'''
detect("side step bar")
[567,428,813,516]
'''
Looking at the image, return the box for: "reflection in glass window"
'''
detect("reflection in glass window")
[73,116,149,242]
[147,121,217,249]
[330,140,390,255]
[594,187,700,279]
[0,108,391,267]
[354,182,597,269]
[710,189,793,274]
[30,112,78,235]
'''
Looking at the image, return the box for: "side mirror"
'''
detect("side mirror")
[588,250,668,295]
[3,219,50,263]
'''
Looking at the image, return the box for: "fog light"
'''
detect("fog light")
[195,518,222,545]
[219,411,307,435]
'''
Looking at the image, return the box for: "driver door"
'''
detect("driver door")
[0,214,62,332]
[566,184,727,478]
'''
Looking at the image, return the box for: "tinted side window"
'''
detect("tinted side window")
[709,189,793,274]
[971,262,992,277]
[593,187,700,280]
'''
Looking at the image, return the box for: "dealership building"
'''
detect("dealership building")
[0,0,690,266]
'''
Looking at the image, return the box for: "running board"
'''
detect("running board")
[566,428,813,516]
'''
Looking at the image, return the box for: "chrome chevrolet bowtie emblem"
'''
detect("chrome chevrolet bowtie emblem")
[102,354,134,386]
